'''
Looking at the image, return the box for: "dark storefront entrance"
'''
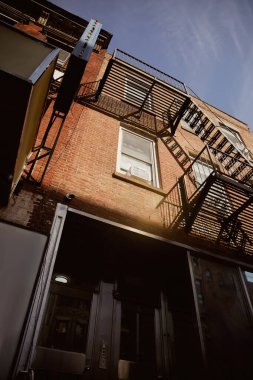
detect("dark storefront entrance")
[30,209,202,380]
[8,207,253,380]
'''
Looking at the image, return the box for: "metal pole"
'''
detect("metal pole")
[187,251,208,373]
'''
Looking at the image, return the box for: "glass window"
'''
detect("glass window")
[191,158,213,186]
[57,49,70,68]
[181,119,194,132]
[38,279,93,353]
[124,76,152,110]
[220,124,252,161]
[244,271,253,283]
[191,158,230,213]
[117,128,159,187]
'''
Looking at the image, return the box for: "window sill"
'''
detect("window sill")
[113,172,166,195]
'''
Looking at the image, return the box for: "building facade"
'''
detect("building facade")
[1,1,253,379]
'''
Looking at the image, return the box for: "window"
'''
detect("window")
[52,49,71,83]
[57,49,70,68]
[124,76,152,110]
[53,69,64,81]
[191,158,230,214]
[244,271,253,283]
[181,119,194,132]
[191,158,213,186]
[117,128,159,187]
[220,124,252,161]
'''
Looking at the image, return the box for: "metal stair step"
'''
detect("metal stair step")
[216,137,229,150]
[200,123,215,141]
[189,110,203,129]
[241,168,253,183]
[176,151,183,158]
[195,117,209,136]
[231,162,248,178]
[184,105,198,123]
[225,153,241,170]
[181,157,191,166]
[207,131,222,147]
[225,145,234,154]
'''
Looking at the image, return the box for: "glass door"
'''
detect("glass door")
[119,301,157,380]
[32,277,96,379]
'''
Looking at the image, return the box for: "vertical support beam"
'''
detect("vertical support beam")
[206,145,217,176]
[110,289,121,380]
[184,175,214,233]
[171,97,191,135]
[25,110,66,184]
[159,292,175,379]
[178,175,189,223]
[14,204,68,375]
[88,282,115,380]
[39,112,66,184]
[187,251,207,373]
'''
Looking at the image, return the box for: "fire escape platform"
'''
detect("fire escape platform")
[161,148,253,256]
[188,175,253,253]
[77,49,190,134]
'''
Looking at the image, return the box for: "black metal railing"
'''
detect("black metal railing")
[159,145,253,228]
[210,146,253,184]
[113,49,188,93]
[78,80,101,99]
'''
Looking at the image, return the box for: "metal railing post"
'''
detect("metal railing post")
[206,145,217,176]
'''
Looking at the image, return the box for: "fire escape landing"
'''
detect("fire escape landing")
[77,49,191,134]
[159,146,253,255]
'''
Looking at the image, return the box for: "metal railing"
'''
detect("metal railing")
[159,145,253,228]
[78,80,101,99]
[209,146,253,184]
[113,49,188,93]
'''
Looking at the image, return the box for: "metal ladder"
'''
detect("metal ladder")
[182,101,253,184]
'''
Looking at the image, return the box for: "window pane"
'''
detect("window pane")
[245,271,253,283]
[192,160,213,185]
[192,159,230,213]
[125,78,152,109]
[221,127,244,152]
[122,131,152,163]
[38,281,93,353]
[121,154,152,182]
[57,49,70,66]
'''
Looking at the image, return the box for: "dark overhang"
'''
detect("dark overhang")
[0,22,59,205]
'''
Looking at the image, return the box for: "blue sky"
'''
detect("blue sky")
[50,0,253,129]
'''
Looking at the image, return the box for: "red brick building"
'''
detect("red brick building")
[1,1,253,379]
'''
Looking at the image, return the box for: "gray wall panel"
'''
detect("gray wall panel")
[0,222,47,380]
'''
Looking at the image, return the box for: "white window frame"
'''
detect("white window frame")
[116,127,159,187]
[219,124,253,162]
[181,119,195,133]
[57,49,70,67]
[191,157,231,215]
[191,158,214,187]
[124,76,152,111]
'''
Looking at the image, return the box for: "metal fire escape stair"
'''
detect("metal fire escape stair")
[181,101,253,184]
[166,170,253,254]
[159,134,192,171]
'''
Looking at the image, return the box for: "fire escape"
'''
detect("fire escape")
[75,49,253,257]
[158,100,253,255]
